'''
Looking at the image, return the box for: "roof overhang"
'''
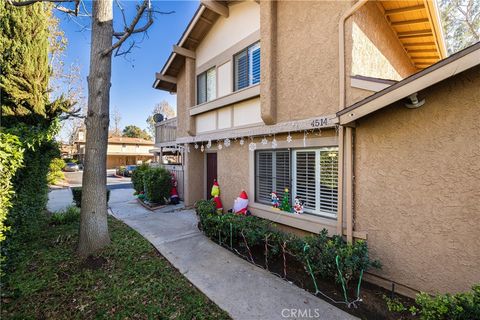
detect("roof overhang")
[338,42,480,125]
[376,0,447,70]
[153,2,230,92]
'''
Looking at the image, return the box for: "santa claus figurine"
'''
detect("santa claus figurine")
[271,192,280,209]
[233,190,249,215]
[170,173,179,205]
[293,196,304,214]
[211,179,223,214]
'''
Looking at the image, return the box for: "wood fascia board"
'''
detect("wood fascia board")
[424,0,448,58]
[175,114,339,144]
[339,45,480,125]
[155,72,177,84]
[173,45,196,59]
[201,0,229,18]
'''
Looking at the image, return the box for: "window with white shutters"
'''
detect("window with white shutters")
[255,147,338,219]
[197,67,216,104]
[293,148,338,218]
[234,42,260,91]
[255,150,290,204]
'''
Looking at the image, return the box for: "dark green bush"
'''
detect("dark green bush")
[411,284,480,320]
[131,163,149,193]
[143,167,171,204]
[71,187,110,207]
[50,206,80,225]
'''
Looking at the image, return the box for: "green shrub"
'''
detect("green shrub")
[116,166,126,176]
[195,202,380,298]
[410,284,480,320]
[143,167,171,204]
[131,163,149,193]
[71,187,110,207]
[47,158,65,185]
[0,133,24,243]
[50,206,80,225]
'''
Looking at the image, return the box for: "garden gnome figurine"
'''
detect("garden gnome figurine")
[271,192,280,209]
[233,190,249,215]
[211,179,223,214]
[293,196,304,214]
[170,173,179,205]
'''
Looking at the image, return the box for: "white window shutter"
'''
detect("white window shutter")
[319,149,338,216]
[256,151,273,204]
[294,151,317,211]
[235,50,248,91]
[249,43,261,85]
[206,68,216,101]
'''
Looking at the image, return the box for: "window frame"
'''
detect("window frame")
[254,147,339,219]
[233,41,261,92]
[254,149,291,205]
[196,66,216,105]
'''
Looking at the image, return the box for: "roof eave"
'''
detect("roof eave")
[338,41,480,125]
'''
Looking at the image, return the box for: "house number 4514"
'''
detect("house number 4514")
[310,118,328,128]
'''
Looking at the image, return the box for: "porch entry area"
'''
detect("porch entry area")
[206,153,217,200]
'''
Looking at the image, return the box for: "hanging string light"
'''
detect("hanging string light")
[206,140,212,149]
[272,134,277,149]
[194,143,199,149]
[248,137,256,151]
[218,141,223,150]
[286,132,292,143]
[201,144,205,152]
[261,136,268,145]
[224,138,231,147]
[239,137,245,146]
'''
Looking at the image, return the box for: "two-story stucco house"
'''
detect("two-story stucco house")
[152,0,479,297]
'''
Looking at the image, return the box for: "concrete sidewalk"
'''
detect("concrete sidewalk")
[107,189,356,320]
[48,188,356,320]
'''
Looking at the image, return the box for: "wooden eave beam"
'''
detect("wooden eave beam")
[155,73,177,84]
[173,45,196,59]
[403,42,436,47]
[384,4,425,16]
[398,29,432,37]
[410,55,440,59]
[407,49,437,53]
[391,18,430,26]
[199,16,213,25]
[201,0,229,18]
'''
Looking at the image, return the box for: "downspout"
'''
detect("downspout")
[338,0,368,243]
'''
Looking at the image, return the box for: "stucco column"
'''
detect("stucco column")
[260,0,276,125]
[185,57,196,136]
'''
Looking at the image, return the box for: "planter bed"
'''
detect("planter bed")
[209,239,416,320]
[136,197,168,211]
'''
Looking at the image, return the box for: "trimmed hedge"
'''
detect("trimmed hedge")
[143,167,171,204]
[196,199,380,297]
[131,163,149,193]
[72,187,110,208]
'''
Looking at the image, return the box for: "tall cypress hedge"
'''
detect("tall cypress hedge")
[0,2,69,276]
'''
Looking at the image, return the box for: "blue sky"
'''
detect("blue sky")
[56,0,199,132]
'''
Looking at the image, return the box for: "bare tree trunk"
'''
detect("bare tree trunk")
[78,0,113,257]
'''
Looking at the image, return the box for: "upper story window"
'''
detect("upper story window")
[234,42,260,91]
[197,67,216,104]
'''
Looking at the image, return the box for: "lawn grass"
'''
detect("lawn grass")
[1,208,231,320]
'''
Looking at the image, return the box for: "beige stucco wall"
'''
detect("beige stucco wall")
[274,1,351,122]
[345,2,418,106]
[196,1,260,66]
[354,66,480,294]
[176,66,188,138]
[184,147,205,207]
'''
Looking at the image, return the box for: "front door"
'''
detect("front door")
[206,153,217,199]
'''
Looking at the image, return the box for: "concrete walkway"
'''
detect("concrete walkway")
[48,189,357,320]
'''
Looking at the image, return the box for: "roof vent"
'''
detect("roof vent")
[404,93,425,109]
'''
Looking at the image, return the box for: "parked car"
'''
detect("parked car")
[63,162,79,172]
[123,165,137,177]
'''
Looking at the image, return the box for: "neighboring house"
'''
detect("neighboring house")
[75,128,154,169]
[152,0,479,297]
